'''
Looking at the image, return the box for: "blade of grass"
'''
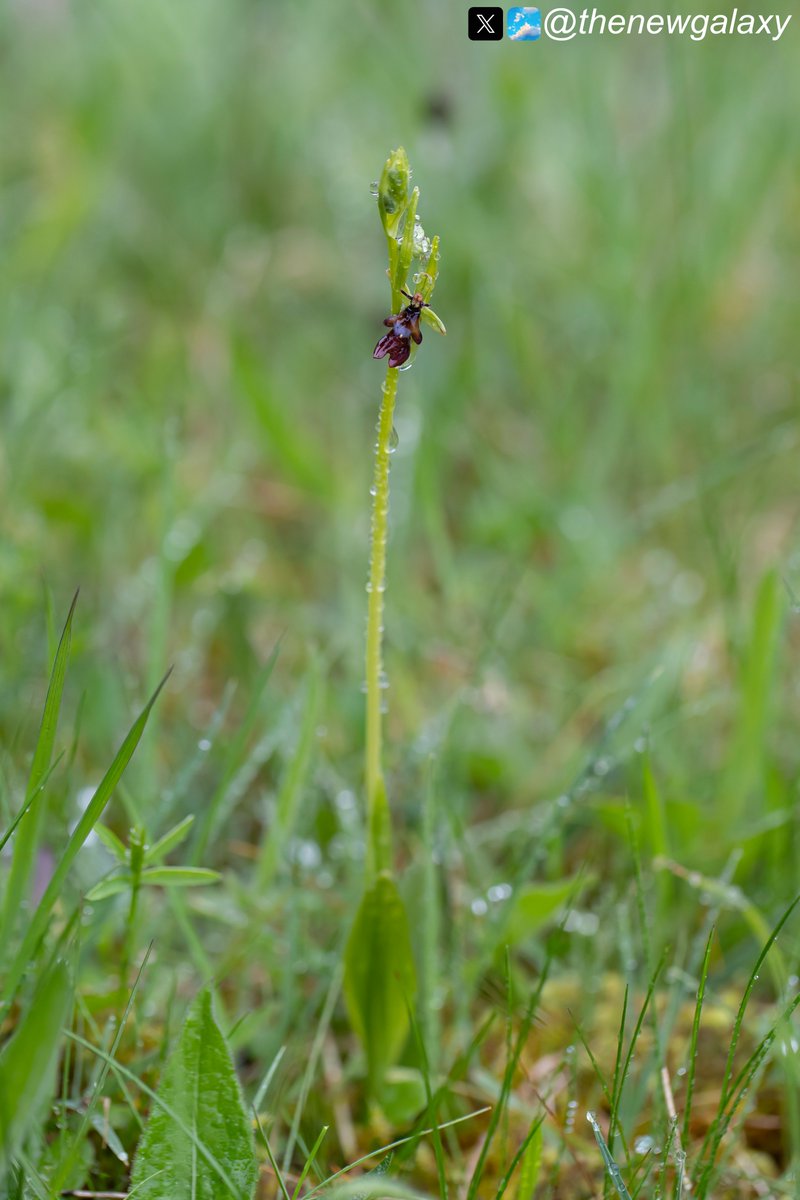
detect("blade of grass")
[0,753,64,856]
[587,1112,633,1200]
[51,945,153,1191]
[465,960,550,1200]
[1,672,170,1012]
[281,960,342,1172]
[696,988,800,1195]
[681,927,714,1148]
[494,1114,546,1200]
[0,593,77,961]
[254,1112,292,1200]
[191,643,280,865]
[407,1005,447,1200]
[257,657,321,890]
[303,1107,491,1200]
[291,1125,329,1200]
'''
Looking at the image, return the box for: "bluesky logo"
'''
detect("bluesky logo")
[507,6,542,39]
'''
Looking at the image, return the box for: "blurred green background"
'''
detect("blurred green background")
[2,0,800,914]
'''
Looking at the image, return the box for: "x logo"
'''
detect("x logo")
[468,6,503,39]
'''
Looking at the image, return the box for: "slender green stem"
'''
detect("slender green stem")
[365,365,399,834]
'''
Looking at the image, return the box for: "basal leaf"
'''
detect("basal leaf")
[344,872,417,1091]
[130,988,257,1200]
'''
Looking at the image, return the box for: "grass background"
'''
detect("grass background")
[1,0,800,1195]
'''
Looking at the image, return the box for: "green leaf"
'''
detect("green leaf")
[0,594,77,959]
[344,873,417,1090]
[140,867,221,888]
[144,814,195,865]
[0,959,72,1182]
[378,1068,426,1125]
[86,874,134,901]
[1,673,170,1012]
[94,823,130,863]
[515,1121,543,1199]
[498,874,593,949]
[130,989,257,1200]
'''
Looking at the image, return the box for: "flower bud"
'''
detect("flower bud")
[377,147,411,236]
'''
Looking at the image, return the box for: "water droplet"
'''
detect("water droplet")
[470,898,488,917]
[388,426,400,452]
[398,360,414,372]
[369,181,379,197]
[635,1135,655,1155]
[198,738,211,752]
[487,883,512,903]
[369,485,377,496]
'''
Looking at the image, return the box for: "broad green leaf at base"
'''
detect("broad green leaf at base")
[130,988,257,1200]
[344,872,417,1091]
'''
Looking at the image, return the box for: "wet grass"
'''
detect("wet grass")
[1,0,800,1195]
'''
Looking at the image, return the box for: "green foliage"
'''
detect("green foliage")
[87,815,220,900]
[0,594,75,960]
[0,2,799,1194]
[514,1122,543,1200]
[130,989,257,1200]
[0,960,72,1183]
[344,872,417,1092]
[497,873,593,949]
[1,664,169,1011]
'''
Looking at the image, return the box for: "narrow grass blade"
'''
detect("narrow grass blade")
[407,1005,447,1200]
[0,959,73,1182]
[608,951,666,1174]
[587,1112,633,1200]
[1,672,170,1011]
[465,961,550,1200]
[51,946,152,1191]
[254,1112,292,1200]
[0,754,64,857]
[0,594,77,960]
[495,1115,545,1200]
[252,1045,286,1114]
[191,643,280,865]
[303,1107,490,1199]
[257,659,321,889]
[291,1125,329,1200]
[696,988,800,1195]
[681,927,714,1147]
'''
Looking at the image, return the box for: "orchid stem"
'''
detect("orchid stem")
[364,364,399,875]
